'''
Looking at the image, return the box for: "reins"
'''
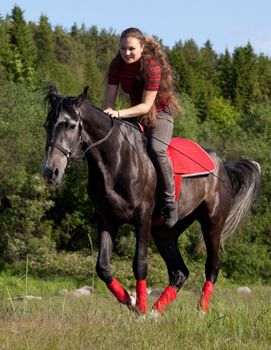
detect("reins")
[82,116,115,154]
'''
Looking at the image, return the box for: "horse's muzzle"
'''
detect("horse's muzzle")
[42,165,60,185]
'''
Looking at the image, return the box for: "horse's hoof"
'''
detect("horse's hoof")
[129,293,136,307]
[197,303,208,317]
[148,308,161,319]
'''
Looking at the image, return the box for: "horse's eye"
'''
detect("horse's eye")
[64,121,76,130]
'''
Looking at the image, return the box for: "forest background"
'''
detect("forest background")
[0,6,270,287]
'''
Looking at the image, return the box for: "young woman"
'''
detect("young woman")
[103,27,180,228]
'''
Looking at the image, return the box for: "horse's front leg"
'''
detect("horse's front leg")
[133,213,152,314]
[96,223,131,306]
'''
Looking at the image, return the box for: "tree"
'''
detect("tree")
[208,96,240,133]
[84,50,103,105]
[217,49,234,100]
[168,45,194,95]
[34,15,56,71]
[198,40,217,81]
[9,6,37,84]
[54,25,73,65]
[0,17,13,80]
[181,39,200,69]
[257,54,271,102]
[232,43,258,112]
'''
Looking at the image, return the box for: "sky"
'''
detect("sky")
[1,0,271,56]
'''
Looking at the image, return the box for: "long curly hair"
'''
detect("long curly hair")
[109,27,180,126]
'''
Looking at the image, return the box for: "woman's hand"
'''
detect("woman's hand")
[103,108,119,118]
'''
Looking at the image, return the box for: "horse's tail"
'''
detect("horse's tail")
[220,159,261,244]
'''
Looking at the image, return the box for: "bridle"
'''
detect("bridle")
[46,110,115,163]
[46,138,83,161]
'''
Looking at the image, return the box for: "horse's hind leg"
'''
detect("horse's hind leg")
[151,229,189,315]
[198,217,224,313]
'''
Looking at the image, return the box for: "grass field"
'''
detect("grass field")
[0,273,270,350]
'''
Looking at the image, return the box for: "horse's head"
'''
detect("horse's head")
[42,86,88,185]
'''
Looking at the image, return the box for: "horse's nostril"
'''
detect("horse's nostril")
[43,167,53,181]
[54,168,59,177]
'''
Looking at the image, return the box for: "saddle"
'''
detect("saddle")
[166,138,216,200]
[134,121,216,199]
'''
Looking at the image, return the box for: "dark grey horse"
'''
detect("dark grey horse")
[43,87,261,315]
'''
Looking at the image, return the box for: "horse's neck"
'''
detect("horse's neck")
[80,103,112,142]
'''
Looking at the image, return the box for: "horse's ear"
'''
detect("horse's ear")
[47,85,59,106]
[48,84,58,95]
[75,86,89,107]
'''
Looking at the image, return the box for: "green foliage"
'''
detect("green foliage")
[222,238,271,283]
[208,96,240,132]
[173,94,201,140]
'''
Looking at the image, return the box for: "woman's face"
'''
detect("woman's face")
[119,36,144,64]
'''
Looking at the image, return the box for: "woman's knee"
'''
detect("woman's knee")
[148,141,166,159]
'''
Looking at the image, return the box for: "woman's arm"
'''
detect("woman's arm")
[104,90,158,118]
[103,83,119,110]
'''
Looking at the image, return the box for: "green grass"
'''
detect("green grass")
[0,272,270,350]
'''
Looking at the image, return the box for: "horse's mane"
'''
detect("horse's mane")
[44,93,81,123]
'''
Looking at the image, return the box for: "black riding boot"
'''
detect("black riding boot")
[145,114,178,228]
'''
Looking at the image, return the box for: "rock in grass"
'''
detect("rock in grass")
[236,286,252,294]
[69,286,94,297]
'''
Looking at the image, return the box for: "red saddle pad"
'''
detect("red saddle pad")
[166,138,216,199]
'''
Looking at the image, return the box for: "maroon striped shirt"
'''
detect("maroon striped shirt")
[108,58,168,111]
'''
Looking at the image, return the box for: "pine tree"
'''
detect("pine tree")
[217,49,234,100]
[257,54,271,102]
[198,40,217,80]
[35,15,55,70]
[181,39,200,69]
[54,25,73,65]
[9,6,37,83]
[0,17,13,80]
[232,43,258,112]
[168,44,194,95]
[70,22,79,39]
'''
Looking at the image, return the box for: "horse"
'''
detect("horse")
[42,86,261,316]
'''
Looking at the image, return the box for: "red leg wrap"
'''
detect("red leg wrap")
[107,278,131,305]
[153,286,177,314]
[136,280,148,313]
[199,280,214,312]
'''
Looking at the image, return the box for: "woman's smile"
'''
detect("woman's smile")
[120,36,143,64]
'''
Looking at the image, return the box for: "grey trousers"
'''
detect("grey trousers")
[145,111,175,205]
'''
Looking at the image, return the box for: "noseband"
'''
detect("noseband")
[46,138,83,161]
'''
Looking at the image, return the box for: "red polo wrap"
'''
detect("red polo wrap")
[136,280,148,313]
[153,285,177,314]
[200,280,214,312]
[107,278,131,305]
